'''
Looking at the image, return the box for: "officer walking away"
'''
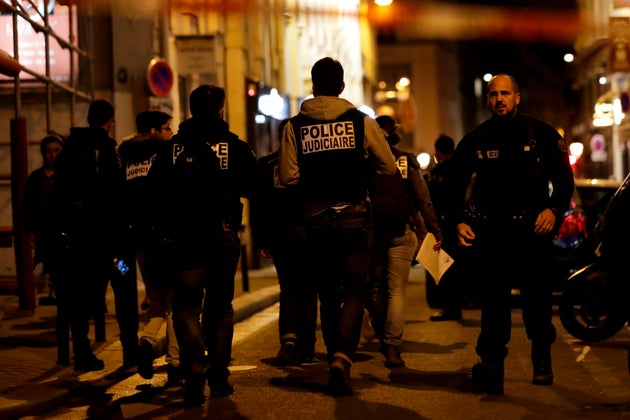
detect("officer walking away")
[446,74,574,395]
[117,110,181,383]
[426,134,468,321]
[278,57,397,395]
[161,85,260,406]
[53,99,136,371]
[252,119,318,366]
[369,115,442,368]
[24,134,67,364]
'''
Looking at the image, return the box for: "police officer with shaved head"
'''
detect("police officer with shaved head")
[447,74,574,395]
[278,57,396,396]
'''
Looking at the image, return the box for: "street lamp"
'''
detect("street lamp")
[417,152,431,171]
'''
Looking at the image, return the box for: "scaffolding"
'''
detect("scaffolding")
[1,0,93,310]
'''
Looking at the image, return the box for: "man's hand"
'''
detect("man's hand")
[534,208,557,236]
[456,223,476,247]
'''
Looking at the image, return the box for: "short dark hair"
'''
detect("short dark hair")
[311,57,344,96]
[375,115,396,131]
[40,134,64,155]
[87,99,115,127]
[435,134,455,155]
[189,85,225,118]
[136,110,172,133]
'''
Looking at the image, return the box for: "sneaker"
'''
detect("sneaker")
[137,339,154,379]
[74,354,105,372]
[328,357,352,396]
[299,354,321,366]
[471,361,504,395]
[275,341,298,366]
[383,345,405,367]
[429,308,463,322]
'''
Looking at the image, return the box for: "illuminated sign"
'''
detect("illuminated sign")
[0,2,77,83]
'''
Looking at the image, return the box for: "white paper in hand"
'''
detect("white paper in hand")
[416,232,455,285]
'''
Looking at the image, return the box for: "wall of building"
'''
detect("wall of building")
[376,42,463,157]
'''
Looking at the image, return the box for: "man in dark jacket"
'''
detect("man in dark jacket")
[54,99,139,371]
[159,85,260,406]
[447,74,574,395]
[24,134,66,363]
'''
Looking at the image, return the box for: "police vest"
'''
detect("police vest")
[291,109,368,205]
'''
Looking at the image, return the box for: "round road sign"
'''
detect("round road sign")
[147,58,173,97]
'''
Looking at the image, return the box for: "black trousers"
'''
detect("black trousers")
[172,230,240,384]
[475,220,557,363]
[270,223,318,357]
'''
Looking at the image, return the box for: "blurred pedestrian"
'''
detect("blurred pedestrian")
[23,134,68,364]
[253,119,318,366]
[278,57,396,395]
[158,85,260,406]
[369,115,442,367]
[426,134,467,321]
[117,110,181,383]
[446,74,574,394]
[54,99,139,371]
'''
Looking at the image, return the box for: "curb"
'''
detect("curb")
[0,284,280,420]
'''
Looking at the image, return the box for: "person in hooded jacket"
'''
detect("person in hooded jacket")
[278,57,397,396]
[117,110,181,384]
[369,115,442,368]
[155,85,260,406]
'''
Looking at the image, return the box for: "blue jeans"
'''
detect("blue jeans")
[305,206,373,363]
[371,226,418,347]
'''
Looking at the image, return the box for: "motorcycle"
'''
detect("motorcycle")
[558,172,630,343]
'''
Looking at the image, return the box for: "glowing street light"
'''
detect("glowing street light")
[417,152,431,170]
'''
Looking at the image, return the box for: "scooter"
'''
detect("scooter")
[558,172,630,343]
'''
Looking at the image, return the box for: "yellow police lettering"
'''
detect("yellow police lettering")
[211,142,229,169]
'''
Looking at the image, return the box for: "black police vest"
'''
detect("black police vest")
[291,109,368,205]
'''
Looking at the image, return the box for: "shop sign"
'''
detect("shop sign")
[610,17,630,72]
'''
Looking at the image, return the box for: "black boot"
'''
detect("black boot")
[471,359,504,395]
[532,343,553,385]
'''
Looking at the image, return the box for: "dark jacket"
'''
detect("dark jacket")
[23,167,56,265]
[157,117,260,247]
[53,126,120,252]
[117,133,169,245]
[447,113,574,227]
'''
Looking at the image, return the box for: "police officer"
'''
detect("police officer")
[253,119,318,366]
[159,85,260,406]
[447,74,574,394]
[370,115,442,367]
[117,110,181,383]
[278,57,396,395]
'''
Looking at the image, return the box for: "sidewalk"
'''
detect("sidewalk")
[0,264,280,419]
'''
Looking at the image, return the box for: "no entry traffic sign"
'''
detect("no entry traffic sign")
[147,58,173,97]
